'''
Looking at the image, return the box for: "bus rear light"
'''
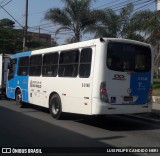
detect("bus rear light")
[101,89,107,94]
[149,84,152,96]
[148,84,152,102]
[100,82,109,103]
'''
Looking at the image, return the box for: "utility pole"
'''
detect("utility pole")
[38,26,40,42]
[23,0,28,51]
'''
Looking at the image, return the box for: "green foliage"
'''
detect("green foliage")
[0,18,56,53]
[0,19,23,54]
[0,18,15,28]
[44,1,152,43]
[153,80,160,89]
[45,0,106,43]
[153,80,160,96]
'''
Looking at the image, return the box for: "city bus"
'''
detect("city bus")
[6,38,153,119]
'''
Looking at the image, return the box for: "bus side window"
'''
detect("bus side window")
[18,56,29,76]
[29,55,42,76]
[79,48,92,78]
[42,52,59,77]
[58,50,79,77]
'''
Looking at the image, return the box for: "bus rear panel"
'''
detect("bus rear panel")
[92,39,152,115]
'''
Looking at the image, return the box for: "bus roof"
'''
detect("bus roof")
[11,38,151,58]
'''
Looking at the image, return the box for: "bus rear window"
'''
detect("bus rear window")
[107,42,151,72]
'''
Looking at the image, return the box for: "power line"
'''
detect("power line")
[2,0,12,7]
[94,0,155,12]
[1,0,156,44]
[93,0,118,9]
[0,3,23,28]
[0,0,7,5]
[133,0,155,12]
[21,0,155,32]
[107,0,151,12]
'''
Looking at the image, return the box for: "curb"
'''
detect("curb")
[152,96,160,116]
[152,96,160,103]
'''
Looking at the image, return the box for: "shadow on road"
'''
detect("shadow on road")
[17,102,160,132]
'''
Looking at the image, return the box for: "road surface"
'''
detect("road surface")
[0,100,160,156]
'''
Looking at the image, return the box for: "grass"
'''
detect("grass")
[153,79,160,96]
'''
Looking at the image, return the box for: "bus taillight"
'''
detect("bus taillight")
[100,82,109,103]
[101,89,107,94]
[150,84,152,96]
[148,84,152,102]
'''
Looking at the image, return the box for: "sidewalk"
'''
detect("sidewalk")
[152,96,160,116]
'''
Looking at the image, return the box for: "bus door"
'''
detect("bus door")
[7,59,17,99]
[107,42,151,105]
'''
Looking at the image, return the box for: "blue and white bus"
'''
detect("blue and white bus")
[6,38,153,119]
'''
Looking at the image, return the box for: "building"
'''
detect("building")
[27,31,51,47]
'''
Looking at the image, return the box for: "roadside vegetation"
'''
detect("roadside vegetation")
[153,79,160,96]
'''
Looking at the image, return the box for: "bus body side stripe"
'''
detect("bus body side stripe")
[12,51,32,58]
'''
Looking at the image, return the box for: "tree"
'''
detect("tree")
[0,18,15,28]
[94,3,145,42]
[130,10,160,77]
[44,0,106,43]
[89,8,119,38]
[0,18,23,54]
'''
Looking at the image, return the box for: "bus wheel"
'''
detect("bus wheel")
[16,90,23,108]
[49,94,62,119]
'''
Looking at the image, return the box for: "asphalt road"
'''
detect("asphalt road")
[0,100,160,156]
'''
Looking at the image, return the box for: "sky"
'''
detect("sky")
[0,0,157,44]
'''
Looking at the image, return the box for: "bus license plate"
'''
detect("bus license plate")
[123,96,133,101]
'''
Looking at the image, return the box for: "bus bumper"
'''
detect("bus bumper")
[92,98,152,115]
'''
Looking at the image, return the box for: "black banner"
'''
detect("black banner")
[0,147,160,154]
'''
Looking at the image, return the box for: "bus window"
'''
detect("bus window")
[18,56,29,76]
[8,59,17,80]
[29,55,42,76]
[58,50,79,77]
[42,52,59,77]
[79,48,92,78]
[107,42,151,72]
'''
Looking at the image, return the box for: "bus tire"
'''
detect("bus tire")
[49,94,62,119]
[15,89,24,108]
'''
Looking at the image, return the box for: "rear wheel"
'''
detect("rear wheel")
[49,94,62,119]
[15,90,23,108]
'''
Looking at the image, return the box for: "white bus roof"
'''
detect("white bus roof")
[12,38,151,58]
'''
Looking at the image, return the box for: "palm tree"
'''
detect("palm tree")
[90,8,119,38]
[94,3,145,41]
[44,0,105,43]
[130,9,160,78]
